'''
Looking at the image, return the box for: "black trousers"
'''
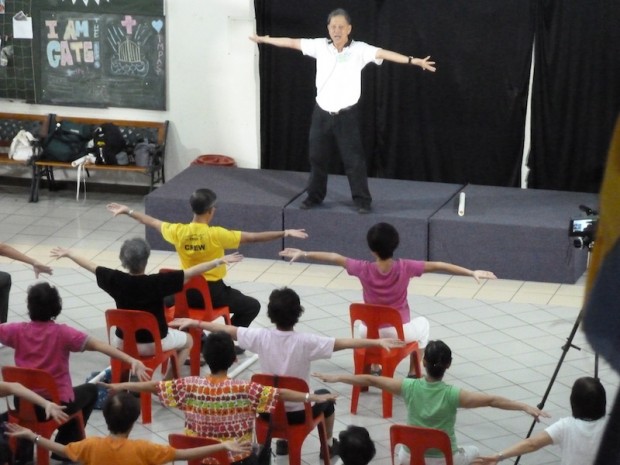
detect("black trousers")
[306,104,372,207]
[186,279,260,328]
[258,388,336,424]
[0,271,11,323]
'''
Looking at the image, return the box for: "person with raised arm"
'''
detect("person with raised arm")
[103,331,337,465]
[281,222,497,376]
[171,286,404,459]
[5,391,251,465]
[314,340,548,465]
[51,238,243,378]
[250,8,436,214]
[107,188,307,348]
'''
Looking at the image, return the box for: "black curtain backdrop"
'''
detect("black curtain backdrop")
[528,0,620,193]
[254,0,619,191]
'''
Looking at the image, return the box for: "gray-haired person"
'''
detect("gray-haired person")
[51,239,242,378]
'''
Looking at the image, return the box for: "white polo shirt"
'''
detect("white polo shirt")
[300,38,383,112]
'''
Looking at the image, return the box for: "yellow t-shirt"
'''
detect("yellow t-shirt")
[65,436,176,465]
[161,222,241,281]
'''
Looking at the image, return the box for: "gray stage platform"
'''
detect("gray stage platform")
[283,176,463,260]
[429,184,597,283]
[145,165,307,259]
[145,166,597,283]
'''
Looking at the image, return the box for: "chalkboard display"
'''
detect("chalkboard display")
[39,11,166,109]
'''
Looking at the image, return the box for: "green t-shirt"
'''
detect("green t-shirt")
[401,378,460,457]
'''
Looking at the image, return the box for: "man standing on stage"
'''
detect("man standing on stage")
[251,8,436,214]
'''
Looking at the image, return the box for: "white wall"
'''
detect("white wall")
[1,0,261,183]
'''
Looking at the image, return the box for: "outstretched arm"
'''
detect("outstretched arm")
[250,34,302,51]
[313,372,403,396]
[5,424,67,458]
[84,337,151,381]
[240,229,307,244]
[50,247,97,274]
[376,49,436,72]
[100,380,159,394]
[0,243,52,278]
[170,318,239,340]
[106,203,163,231]
[333,337,405,352]
[472,431,553,465]
[183,252,244,283]
[459,390,549,421]
[279,248,348,267]
[278,389,338,404]
[424,261,497,284]
[175,439,253,461]
[0,382,68,423]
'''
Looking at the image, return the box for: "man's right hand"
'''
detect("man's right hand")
[107,203,130,216]
[279,248,304,263]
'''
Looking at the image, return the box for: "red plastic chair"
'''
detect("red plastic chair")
[251,374,331,465]
[1,366,85,465]
[105,309,179,424]
[160,268,231,376]
[349,303,422,418]
[390,424,454,465]
[168,433,230,465]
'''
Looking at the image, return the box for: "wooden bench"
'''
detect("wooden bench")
[31,115,169,202]
[0,113,51,199]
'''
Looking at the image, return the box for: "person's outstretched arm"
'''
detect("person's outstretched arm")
[182,253,244,283]
[313,372,403,396]
[459,390,549,420]
[175,439,253,461]
[50,247,97,274]
[279,248,348,267]
[0,243,52,278]
[376,49,436,72]
[278,389,338,404]
[5,424,67,458]
[240,229,307,244]
[250,34,302,51]
[333,337,405,351]
[84,338,151,381]
[0,381,68,423]
[472,431,553,464]
[170,318,239,340]
[424,261,497,284]
[106,203,163,231]
[100,380,159,394]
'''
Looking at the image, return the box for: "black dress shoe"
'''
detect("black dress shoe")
[300,199,320,210]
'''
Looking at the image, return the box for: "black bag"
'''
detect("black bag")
[43,121,93,162]
[91,123,126,165]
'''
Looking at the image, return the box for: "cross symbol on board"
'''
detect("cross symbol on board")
[121,15,137,35]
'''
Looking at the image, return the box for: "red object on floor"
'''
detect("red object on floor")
[191,154,237,167]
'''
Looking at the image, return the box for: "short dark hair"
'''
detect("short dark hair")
[267,287,304,329]
[327,8,351,25]
[119,238,150,274]
[103,391,141,434]
[339,425,376,465]
[190,188,217,215]
[570,377,606,421]
[202,331,236,373]
[27,282,62,321]
[367,222,400,259]
[424,340,452,379]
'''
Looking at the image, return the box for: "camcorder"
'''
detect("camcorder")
[569,205,598,250]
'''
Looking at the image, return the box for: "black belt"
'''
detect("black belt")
[323,105,355,116]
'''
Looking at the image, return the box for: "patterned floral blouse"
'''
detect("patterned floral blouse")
[157,375,278,462]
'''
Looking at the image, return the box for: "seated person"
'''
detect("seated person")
[474,376,607,465]
[314,340,548,465]
[337,425,376,465]
[0,282,149,453]
[171,286,403,458]
[280,222,497,376]
[5,391,251,465]
[103,331,337,465]
[51,239,241,378]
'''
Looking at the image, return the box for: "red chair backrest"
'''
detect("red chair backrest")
[168,433,230,465]
[1,366,60,422]
[350,303,407,339]
[105,309,164,358]
[250,374,314,429]
[390,424,454,465]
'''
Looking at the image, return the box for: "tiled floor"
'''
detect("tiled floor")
[0,186,616,465]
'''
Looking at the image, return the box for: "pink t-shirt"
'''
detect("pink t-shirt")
[0,321,89,402]
[345,258,425,323]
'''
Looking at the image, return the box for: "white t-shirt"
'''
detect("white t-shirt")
[300,38,382,112]
[545,416,607,465]
[237,327,335,411]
